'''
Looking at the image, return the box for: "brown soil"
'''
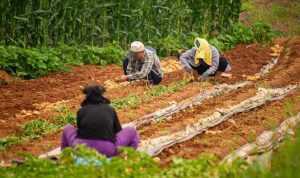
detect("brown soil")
[0,69,186,137]
[222,44,271,83]
[265,37,300,87]
[0,70,13,86]
[156,37,300,166]
[118,82,213,123]
[139,86,256,139]
[0,44,277,161]
[0,65,121,119]
[158,89,300,167]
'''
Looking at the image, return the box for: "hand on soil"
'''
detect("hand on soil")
[115,75,127,82]
[221,73,233,79]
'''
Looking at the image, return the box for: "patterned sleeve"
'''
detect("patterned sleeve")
[126,57,135,76]
[127,53,154,80]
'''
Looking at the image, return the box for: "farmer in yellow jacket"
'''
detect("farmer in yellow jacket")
[177,38,232,81]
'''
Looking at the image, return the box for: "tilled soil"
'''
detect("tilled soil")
[157,37,300,166]
[139,85,257,139]
[158,89,300,166]
[0,43,279,161]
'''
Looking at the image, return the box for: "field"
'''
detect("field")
[1,0,300,177]
[0,37,299,165]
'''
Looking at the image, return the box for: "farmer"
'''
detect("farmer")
[61,84,139,157]
[115,41,163,85]
[177,38,232,81]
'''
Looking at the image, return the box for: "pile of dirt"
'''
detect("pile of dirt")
[157,37,300,166]
[0,70,13,86]
[0,43,278,160]
[157,88,300,167]
[0,44,271,123]
[0,65,121,120]
[266,37,300,87]
[222,44,271,83]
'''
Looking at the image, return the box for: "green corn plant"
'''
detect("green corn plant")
[0,0,242,49]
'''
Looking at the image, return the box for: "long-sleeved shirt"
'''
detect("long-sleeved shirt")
[179,46,220,76]
[76,103,122,142]
[126,49,163,80]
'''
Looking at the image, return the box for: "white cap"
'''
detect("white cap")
[130,41,145,52]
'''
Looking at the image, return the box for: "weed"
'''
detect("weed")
[282,100,297,117]
[0,135,21,151]
[1,126,300,177]
[193,138,211,146]
[20,120,57,139]
[246,130,257,143]
[54,105,68,112]
[262,118,279,130]
[112,80,189,109]
[0,108,76,151]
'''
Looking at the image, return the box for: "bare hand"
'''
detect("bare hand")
[193,71,200,81]
[115,75,127,82]
[184,72,193,79]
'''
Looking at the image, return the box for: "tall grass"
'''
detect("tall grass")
[0,0,242,48]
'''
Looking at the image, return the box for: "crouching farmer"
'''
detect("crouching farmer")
[178,38,232,81]
[61,84,139,157]
[116,41,163,85]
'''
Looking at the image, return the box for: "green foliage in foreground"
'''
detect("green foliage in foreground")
[1,126,300,178]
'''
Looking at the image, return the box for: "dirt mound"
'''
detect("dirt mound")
[266,37,300,87]
[0,71,13,86]
[267,57,300,87]
[0,44,277,160]
[0,45,271,122]
[286,36,300,59]
[222,44,271,83]
[0,65,122,120]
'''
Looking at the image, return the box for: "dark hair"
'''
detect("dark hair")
[176,49,186,60]
[81,84,111,106]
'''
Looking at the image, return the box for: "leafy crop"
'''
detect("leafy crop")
[0,45,124,79]
[1,126,300,177]
[112,79,189,109]
[0,0,242,48]
[0,108,76,151]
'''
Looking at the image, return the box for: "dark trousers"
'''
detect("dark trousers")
[123,57,162,85]
[193,56,229,76]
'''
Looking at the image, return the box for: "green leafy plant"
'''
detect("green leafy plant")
[0,107,76,151]
[0,45,125,79]
[0,0,242,48]
[112,79,189,109]
[20,120,58,139]
[1,126,300,177]
[282,100,297,117]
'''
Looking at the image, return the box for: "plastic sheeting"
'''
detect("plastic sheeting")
[223,112,300,163]
[39,56,281,159]
[123,81,251,128]
[138,85,297,156]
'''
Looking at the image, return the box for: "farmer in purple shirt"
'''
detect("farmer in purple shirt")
[61,84,139,157]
